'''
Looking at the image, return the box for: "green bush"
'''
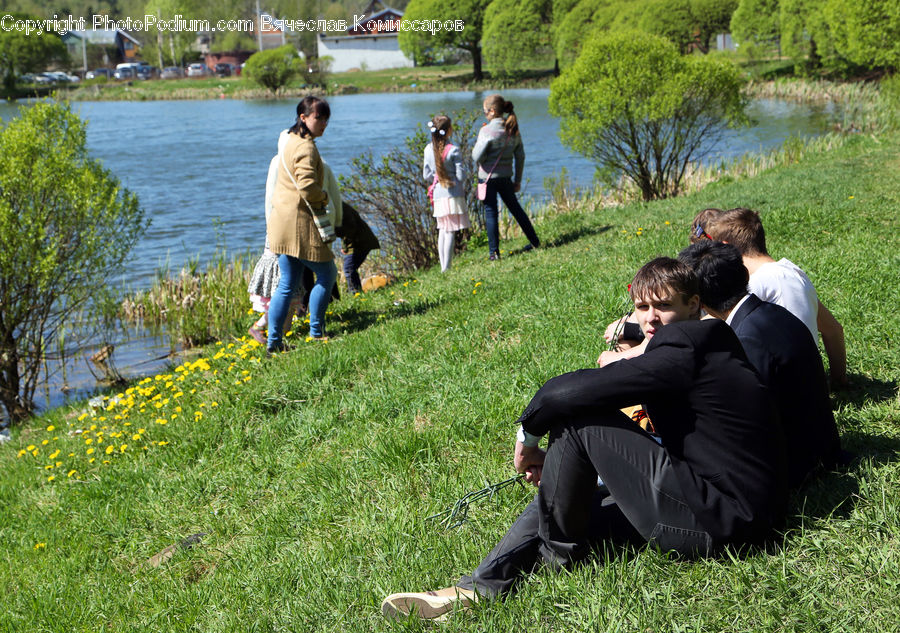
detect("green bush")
[242,45,302,94]
[0,102,146,422]
[549,30,748,200]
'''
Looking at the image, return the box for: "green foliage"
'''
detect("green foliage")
[690,0,740,52]
[0,13,68,92]
[483,0,553,74]
[639,0,696,54]
[242,45,302,94]
[824,0,900,71]
[552,0,617,68]
[731,0,781,47]
[0,102,146,422]
[549,30,748,200]
[399,0,490,79]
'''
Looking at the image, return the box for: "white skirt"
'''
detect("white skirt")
[432,196,471,231]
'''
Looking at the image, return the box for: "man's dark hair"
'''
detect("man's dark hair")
[677,241,749,314]
[704,207,768,256]
[630,257,699,304]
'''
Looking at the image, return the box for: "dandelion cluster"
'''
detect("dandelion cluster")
[17,336,262,484]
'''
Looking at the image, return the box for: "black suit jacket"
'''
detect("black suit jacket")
[729,294,840,486]
[518,319,787,545]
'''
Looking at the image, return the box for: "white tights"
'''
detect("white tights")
[438,229,456,272]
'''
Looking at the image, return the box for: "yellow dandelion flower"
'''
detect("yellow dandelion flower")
[45,464,54,470]
[55,461,62,467]
[89,458,95,463]
[67,470,77,478]
[474,282,482,287]
[47,476,55,482]
[132,434,141,441]
[105,445,114,455]
[138,428,146,434]
[102,460,110,465]
[46,425,55,432]
[211,402,218,407]
[126,387,135,394]
[26,444,36,451]
[156,418,168,425]
[175,406,182,413]
[472,290,477,295]
[49,450,60,460]
[41,439,49,446]
[86,448,95,455]
[31,449,38,457]
[68,452,74,457]
[34,543,46,549]
[18,449,27,458]
[78,413,88,421]
[157,441,169,446]
[89,424,97,430]
[120,444,127,452]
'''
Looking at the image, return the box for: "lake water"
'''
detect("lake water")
[0,89,840,413]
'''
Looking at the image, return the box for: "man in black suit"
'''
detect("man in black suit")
[382,258,788,621]
[678,241,841,487]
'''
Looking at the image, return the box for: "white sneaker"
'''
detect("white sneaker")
[381,586,477,621]
[0,427,11,443]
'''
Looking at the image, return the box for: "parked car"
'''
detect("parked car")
[160,66,183,79]
[214,63,233,77]
[135,64,157,80]
[186,63,209,78]
[113,67,134,80]
[86,68,112,80]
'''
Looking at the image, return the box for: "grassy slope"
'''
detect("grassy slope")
[1,132,898,632]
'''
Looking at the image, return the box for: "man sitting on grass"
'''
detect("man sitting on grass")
[704,207,847,389]
[381,258,788,621]
[678,240,842,488]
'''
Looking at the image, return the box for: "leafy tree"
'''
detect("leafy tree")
[825,0,900,72]
[549,30,747,200]
[0,13,68,92]
[639,0,695,54]
[0,102,146,422]
[779,0,833,72]
[482,0,553,73]
[552,0,621,68]
[242,45,302,93]
[730,0,781,51]
[690,0,739,52]
[399,0,490,80]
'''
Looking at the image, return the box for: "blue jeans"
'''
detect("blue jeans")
[267,255,337,348]
[483,177,540,255]
[342,250,370,295]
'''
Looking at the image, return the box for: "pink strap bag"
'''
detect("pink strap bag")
[477,135,509,201]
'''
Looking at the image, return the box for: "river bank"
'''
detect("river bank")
[2,122,898,630]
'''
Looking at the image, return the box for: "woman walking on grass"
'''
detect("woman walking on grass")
[424,115,470,272]
[266,96,338,352]
[472,94,540,261]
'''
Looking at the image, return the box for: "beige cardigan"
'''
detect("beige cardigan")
[267,132,332,262]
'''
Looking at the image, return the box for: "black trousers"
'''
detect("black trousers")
[458,410,713,597]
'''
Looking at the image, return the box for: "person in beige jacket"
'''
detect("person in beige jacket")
[266,96,337,351]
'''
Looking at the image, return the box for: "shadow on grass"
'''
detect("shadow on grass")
[332,295,447,336]
[831,374,898,408]
[544,224,613,250]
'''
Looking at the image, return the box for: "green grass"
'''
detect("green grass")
[2,130,899,631]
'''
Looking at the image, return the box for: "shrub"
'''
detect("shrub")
[242,45,302,94]
[549,30,748,201]
[0,102,146,422]
[340,109,480,273]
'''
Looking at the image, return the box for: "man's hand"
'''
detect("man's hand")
[597,338,649,366]
[514,440,546,487]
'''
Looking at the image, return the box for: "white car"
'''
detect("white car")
[186,63,209,77]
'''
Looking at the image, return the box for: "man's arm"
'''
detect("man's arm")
[817,301,847,388]
[519,326,697,437]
